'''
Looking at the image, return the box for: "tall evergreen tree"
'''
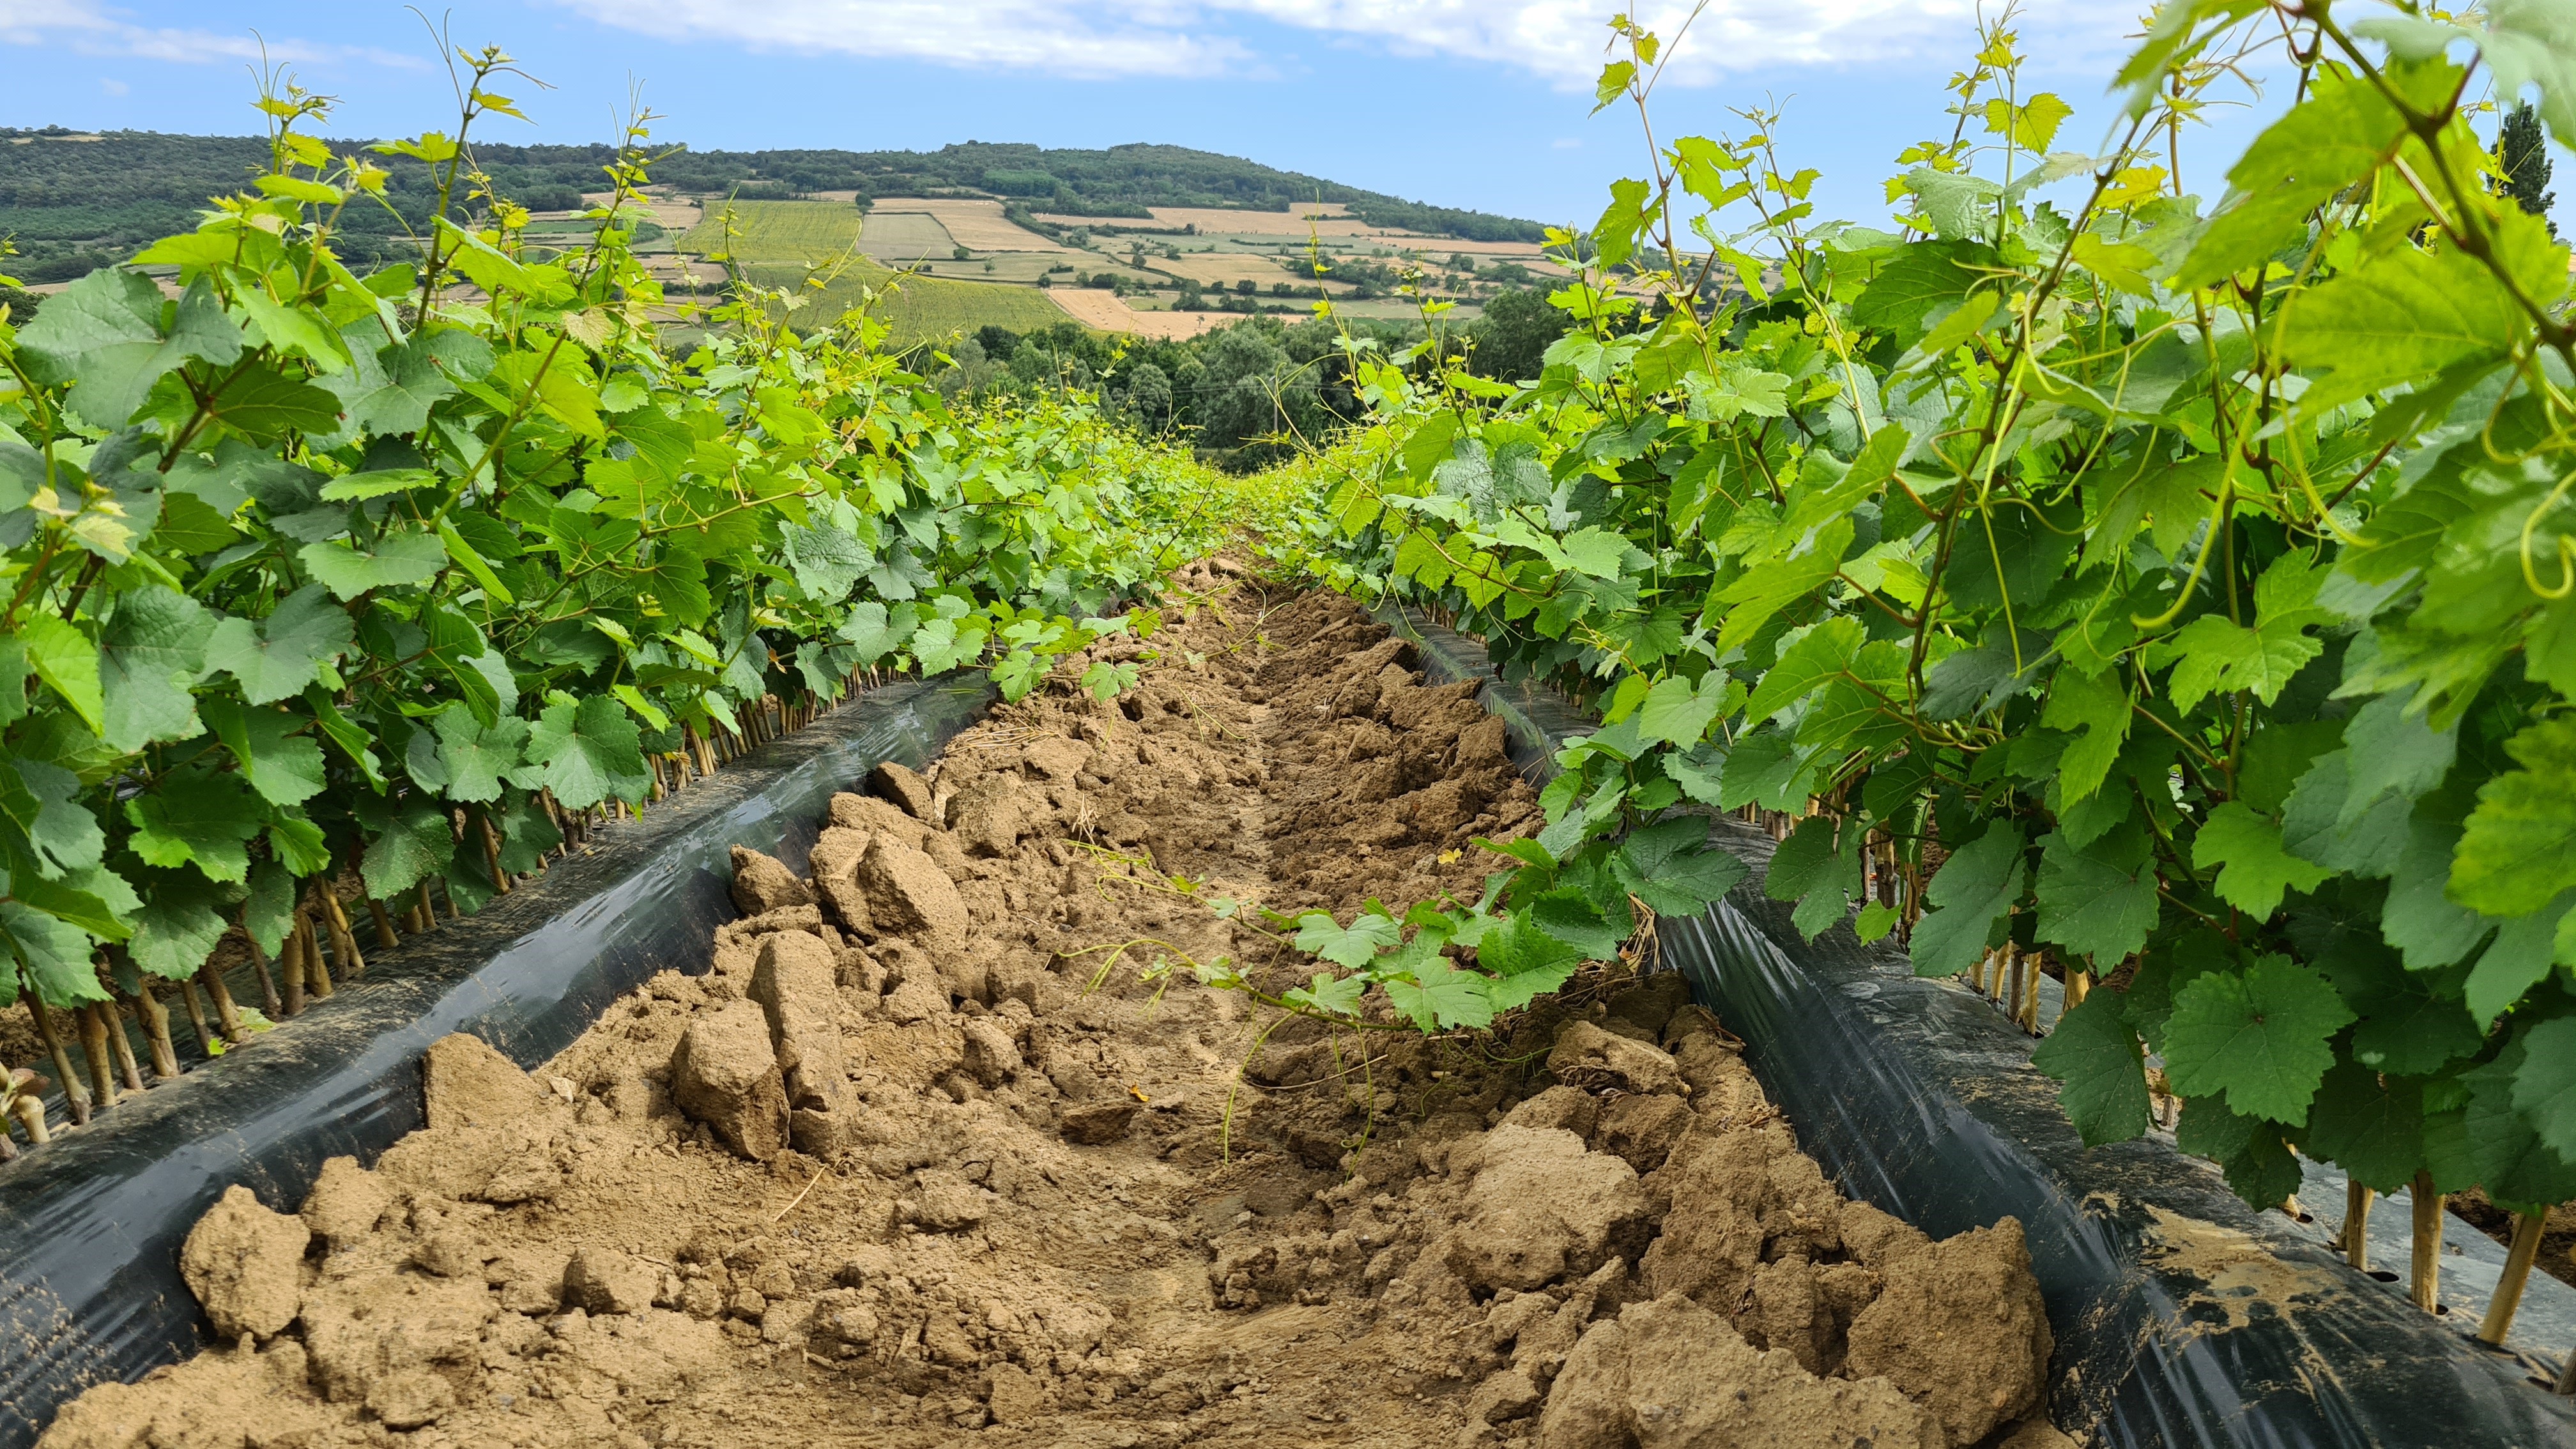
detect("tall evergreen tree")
[2499,101,2557,236]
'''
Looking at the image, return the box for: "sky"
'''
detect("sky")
[0,1,2413,234]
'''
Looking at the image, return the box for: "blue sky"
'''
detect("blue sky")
[0,2,2402,233]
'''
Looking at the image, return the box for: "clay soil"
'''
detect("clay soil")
[42,565,2066,1449]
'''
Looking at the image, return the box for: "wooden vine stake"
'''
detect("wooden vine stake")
[76,1003,118,1108]
[243,931,282,1018]
[299,910,334,1002]
[101,997,144,1092]
[176,977,217,1057]
[2340,1182,2372,1273]
[21,977,88,1126]
[198,957,243,1044]
[130,979,180,1082]
[2476,1209,2547,1347]
[279,923,305,1018]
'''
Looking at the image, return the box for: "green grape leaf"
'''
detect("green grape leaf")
[2304,1060,2426,1193]
[2451,715,2576,917]
[991,649,1045,703]
[202,363,345,441]
[19,270,243,426]
[1294,910,1402,970]
[1383,965,1496,1031]
[2158,613,2323,716]
[2035,827,2161,965]
[2478,0,2576,162]
[1744,618,1864,726]
[1529,890,1627,960]
[1283,972,1365,1018]
[204,585,354,705]
[1080,659,1138,701]
[128,871,230,982]
[98,586,215,753]
[2040,664,2131,804]
[1908,824,2026,977]
[124,765,263,885]
[2193,802,2333,919]
[1632,671,1726,750]
[2161,955,2355,1125]
[0,758,104,878]
[2510,1013,2576,1165]
[200,698,327,808]
[1717,726,1823,813]
[519,695,648,811]
[2279,750,2409,878]
[361,801,456,901]
[1617,832,1748,917]
[300,531,447,601]
[2380,806,2489,968]
[2339,691,2457,814]
[1763,815,1862,940]
[2170,66,2408,292]
[2031,988,2152,1146]
[2278,205,2566,411]
[0,900,110,1006]
[1477,915,1584,980]
[2465,1030,2576,1212]
[783,522,871,602]
[19,614,105,737]
[2175,1096,2306,1209]
[2464,895,2572,1027]
[245,860,295,956]
[321,330,458,435]
[426,709,527,806]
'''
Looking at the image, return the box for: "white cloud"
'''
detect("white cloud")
[548,0,2128,84]
[98,77,128,95]
[551,1,1254,79]
[0,1,419,69]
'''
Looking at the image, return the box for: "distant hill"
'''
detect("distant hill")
[0,126,1544,283]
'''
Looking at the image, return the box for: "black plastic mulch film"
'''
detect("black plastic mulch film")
[0,672,997,1446]
[1375,603,2576,1449]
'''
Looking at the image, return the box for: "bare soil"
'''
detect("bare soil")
[40,566,2065,1449]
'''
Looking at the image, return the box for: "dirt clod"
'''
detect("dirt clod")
[726,845,813,914]
[669,999,790,1161]
[180,1184,308,1341]
[1538,1293,1943,1449]
[1844,1219,2055,1445]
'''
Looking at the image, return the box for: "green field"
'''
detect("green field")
[740,259,1069,348]
[676,199,864,265]
[855,210,961,265]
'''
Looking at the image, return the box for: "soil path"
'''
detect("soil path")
[42,567,2064,1449]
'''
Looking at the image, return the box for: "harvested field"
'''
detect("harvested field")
[857,212,962,266]
[38,568,2065,1449]
[874,198,1074,254]
[1042,290,1230,340]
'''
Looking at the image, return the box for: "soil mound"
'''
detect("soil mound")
[39,567,2059,1449]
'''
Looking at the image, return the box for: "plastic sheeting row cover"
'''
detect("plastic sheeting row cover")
[1374,603,2576,1449]
[0,673,997,1446]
